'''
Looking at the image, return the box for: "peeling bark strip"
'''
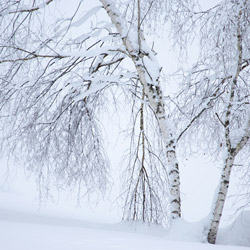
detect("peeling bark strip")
[100,0,181,219]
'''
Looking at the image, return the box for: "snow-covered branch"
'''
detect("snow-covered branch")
[100,0,181,220]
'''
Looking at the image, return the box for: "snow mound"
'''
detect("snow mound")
[217,210,250,247]
[165,217,209,243]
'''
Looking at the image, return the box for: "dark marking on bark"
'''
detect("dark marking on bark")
[172,211,180,214]
[167,150,175,154]
[171,199,180,204]
[229,148,235,155]
[169,169,179,175]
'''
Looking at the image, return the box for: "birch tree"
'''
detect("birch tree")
[100,0,188,220]
[176,0,250,243]
[0,0,193,222]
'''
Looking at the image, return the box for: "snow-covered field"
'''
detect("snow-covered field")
[1,166,250,250]
[1,189,249,250]
[0,207,249,250]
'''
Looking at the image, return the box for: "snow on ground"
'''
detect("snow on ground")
[0,165,250,250]
[217,211,250,247]
[0,190,249,250]
[0,208,249,250]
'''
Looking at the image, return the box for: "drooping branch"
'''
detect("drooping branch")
[0,0,54,16]
[100,0,181,220]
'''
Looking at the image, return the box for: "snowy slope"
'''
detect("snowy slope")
[217,211,250,247]
[0,168,249,250]
[0,207,249,250]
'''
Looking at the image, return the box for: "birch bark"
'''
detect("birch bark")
[207,10,248,243]
[207,153,234,244]
[207,123,250,244]
[100,0,181,219]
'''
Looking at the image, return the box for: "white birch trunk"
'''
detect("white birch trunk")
[207,120,250,244]
[207,10,250,243]
[100,0,181,219]
[207,153,234,244]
